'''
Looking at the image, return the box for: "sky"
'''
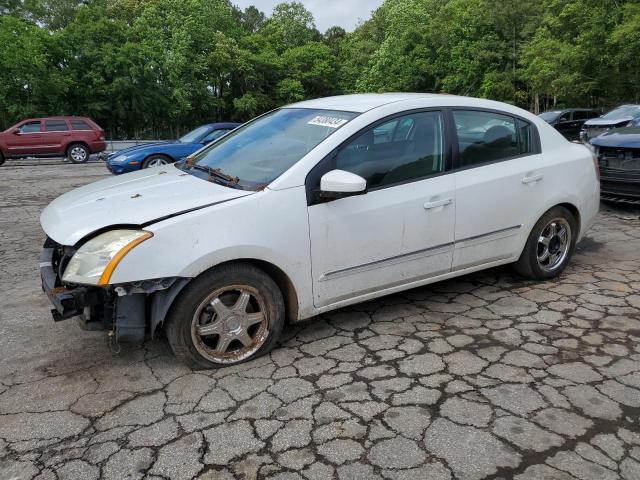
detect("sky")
[232,0,385,32]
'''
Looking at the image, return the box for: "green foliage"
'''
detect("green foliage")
[1,0,639,134]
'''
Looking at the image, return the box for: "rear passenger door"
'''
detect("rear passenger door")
[452,109,543,270]
[43,119,71,154]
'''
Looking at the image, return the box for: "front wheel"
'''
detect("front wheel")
[165,263,285,369]
[142,155,170,168]
[514,206,578,280]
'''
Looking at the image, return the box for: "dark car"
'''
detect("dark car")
[0,116,106,165]
[581,105,640,142]
[538,108,600,141]
[105,122,240,174]
[591,128,640,203]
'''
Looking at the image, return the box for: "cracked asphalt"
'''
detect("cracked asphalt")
[1,159,640,480]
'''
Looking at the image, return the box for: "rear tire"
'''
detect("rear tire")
[0,152,4,166]
[142,155,170,168]
[514,206,578,280]
[165,263,285,370]
[67,143,89,164]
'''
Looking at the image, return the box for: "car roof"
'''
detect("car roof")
[21,116,92,122]
[204,122,241,129]
[287,93,447,113]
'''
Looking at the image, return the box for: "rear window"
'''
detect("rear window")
[70,119,92,130]
[45,120,69,132]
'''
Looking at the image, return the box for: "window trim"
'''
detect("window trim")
[449,107,541,172]
[305,107,454,206]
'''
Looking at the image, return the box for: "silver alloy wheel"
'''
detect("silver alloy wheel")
[190,285,270,364]
[147,157,168,167]
[536,217,571,272]
[70,146,87,162]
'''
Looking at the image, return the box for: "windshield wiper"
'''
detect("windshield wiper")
[192,165,241,188]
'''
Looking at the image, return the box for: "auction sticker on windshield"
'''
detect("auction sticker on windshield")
[307,115,349,128]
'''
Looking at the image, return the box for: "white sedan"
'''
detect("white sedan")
[40,93,600,368]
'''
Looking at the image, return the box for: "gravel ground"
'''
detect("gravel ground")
[1,159,639,480]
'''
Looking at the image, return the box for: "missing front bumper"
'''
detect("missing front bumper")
[40,238,188,344]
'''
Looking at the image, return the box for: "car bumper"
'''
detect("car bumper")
[105,161,139,175]
[40,238,185,342]
[89,140,107,153]
[600,167,640,201]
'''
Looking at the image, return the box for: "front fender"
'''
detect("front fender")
[107,186,315,319]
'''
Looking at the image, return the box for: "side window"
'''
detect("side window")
[45,120,69,132]
[558,112,571,122]
[453,110,518,167]
[70,119,91,130]
[202,129,230,143]
[19,121,41,133]
[335,111,444,189]
[372,120,398,144]
[589,111,600,119]
[573,111,589,121]
[517,119,533,155]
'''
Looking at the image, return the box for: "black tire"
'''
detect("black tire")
[67,143,90,164]
[165,263,285,369]
[514,206,578,280]
[0,152,4,166]
[142,155,171,169]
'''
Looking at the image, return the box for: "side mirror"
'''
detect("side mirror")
[319,169,366,200]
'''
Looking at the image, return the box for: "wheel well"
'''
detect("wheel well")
[557,202,581,233]
[66,141,88,153]
[144,153,174,164]
[208,259,299,323]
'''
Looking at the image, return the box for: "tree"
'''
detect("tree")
[262,2,319,52]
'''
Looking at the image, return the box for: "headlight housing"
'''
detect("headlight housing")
[62,229,153,286]
[113,154,129,162]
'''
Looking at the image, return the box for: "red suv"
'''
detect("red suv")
[0,116,106,165]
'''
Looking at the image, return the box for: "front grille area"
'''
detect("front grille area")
[597,146,640,171]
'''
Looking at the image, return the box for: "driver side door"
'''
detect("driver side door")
[307,110,455,308]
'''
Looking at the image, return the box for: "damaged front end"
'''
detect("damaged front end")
[40,237,188,344]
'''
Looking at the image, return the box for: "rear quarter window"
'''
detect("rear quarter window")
[70,119,92,130]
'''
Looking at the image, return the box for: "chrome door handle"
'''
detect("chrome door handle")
[522,173,543,184]
[424,198,452,210]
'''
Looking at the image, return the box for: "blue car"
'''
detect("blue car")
[105,122,240,174]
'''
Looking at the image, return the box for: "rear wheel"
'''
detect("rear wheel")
[165,263,285,369]
[0,152,4,166]
[67,143,89,164]
[515,206,578,280]
[142,155,170,168]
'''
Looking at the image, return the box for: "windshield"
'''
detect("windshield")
[179,126,210,143]
[538,111,561,122]
[184,108,358,189]
[602,105,640,120]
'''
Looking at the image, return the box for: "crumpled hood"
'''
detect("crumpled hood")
[41,165,252,245]
[584,117,632,128]
[591,127,640,148]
